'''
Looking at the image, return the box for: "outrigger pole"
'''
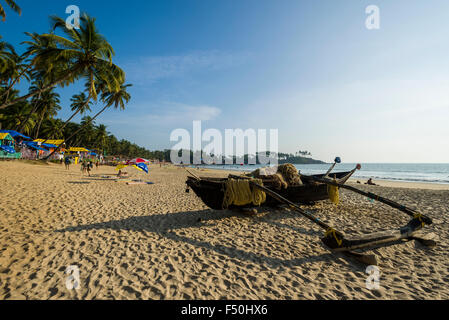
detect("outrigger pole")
[307,175,433,226]
[323,157,341,178]
[306,158,432,225]
[249,180,434,259]
[247,180,345,246]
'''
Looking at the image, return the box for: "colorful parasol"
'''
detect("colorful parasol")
[127,158,150,165]
[116,160,149,174]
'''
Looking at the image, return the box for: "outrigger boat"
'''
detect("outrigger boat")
[185,158,437,265]
[186,158,359,210]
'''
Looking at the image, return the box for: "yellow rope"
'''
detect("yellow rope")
[327,180,339,205]
[324,227,343,247]
[223,178,266,208]
[413,213,426,228]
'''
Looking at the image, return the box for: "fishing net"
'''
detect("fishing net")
[222,178,266,208]
[247,163,303,190]
[277,164,303,186]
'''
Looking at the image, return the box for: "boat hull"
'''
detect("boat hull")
[186,171,352,210]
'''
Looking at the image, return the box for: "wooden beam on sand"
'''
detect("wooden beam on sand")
[226,177,436,265]
[246,179,381,264]
[322,218,433,252]
[410,231,438,247]
[342,251,378,266]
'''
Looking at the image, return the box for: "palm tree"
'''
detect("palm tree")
[0,13,124,110]
[0,37,15,74]
[16,79,44,132]
[95,124,109,152]
[37,91,89,147]
[43,83,131,160]
[63,92,92,128]
[0,100,36,135]
[0,37,23,102]
[0,0,21,21]
[0,32,54,101]
[40,118,64,139]
[33,89,61,139]
[76,116,96,147]
[99,83,132,112]
[62,121,80,139]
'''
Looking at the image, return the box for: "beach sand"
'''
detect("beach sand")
[0,161,448,300]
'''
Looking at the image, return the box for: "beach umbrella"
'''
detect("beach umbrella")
[134,162,149,174]
[127,158,149,165]
[116,162,149,174]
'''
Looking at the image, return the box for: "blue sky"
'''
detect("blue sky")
[1,0,449,162]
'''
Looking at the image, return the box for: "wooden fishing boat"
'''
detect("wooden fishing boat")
[186,168,356,210]
[185,159,436,265]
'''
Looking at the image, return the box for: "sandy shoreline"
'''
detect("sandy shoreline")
[347,178,449,190]
[1,160,448,299]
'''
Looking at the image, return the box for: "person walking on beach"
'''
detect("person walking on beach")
[86,160,92,177]
[64,157,71,170]
[81,159,88,175]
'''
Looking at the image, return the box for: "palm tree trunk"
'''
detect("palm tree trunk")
[0,69,77,110]
[61,108,82,129]
[16,93,41,133]
[60,92,93,131]
[34,112,45,139]
[43,104,109,160]
[39,93,92,147]
[0,64,33,101]
[72,134,82,148]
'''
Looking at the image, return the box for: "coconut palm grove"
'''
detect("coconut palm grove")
[0,1,165,160]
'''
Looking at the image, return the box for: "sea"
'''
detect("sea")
[193,163,449,185]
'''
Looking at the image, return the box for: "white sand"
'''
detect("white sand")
[0,161,448,299]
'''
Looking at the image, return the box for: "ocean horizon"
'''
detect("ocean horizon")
[192,163,449,184]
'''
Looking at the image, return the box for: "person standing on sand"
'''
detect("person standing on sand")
[64,157,71,170]
[87,160,92,177]
[81,159,87,175]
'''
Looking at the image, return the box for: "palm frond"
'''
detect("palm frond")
[5,0,21,14]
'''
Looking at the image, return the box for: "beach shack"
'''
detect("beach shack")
[21,141,50,159]
[0,129,37,159]
[0,130,32,143]
[0,132,21,159]
[66,147,91,164]
[33,139,66,160]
